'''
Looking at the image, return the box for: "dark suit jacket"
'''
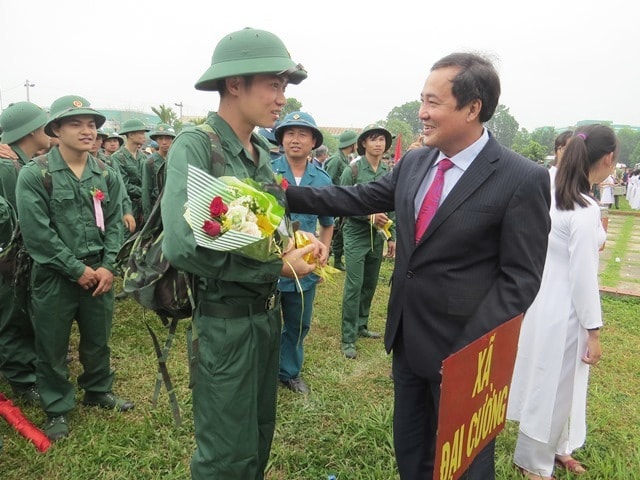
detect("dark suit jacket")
[287,137,551,380]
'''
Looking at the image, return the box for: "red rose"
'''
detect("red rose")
[93,189,105,201]
[203,219,221,237]
[209,196,226,217]
[280,178,289,190]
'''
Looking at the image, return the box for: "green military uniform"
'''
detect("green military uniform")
[162,114,283,479]
[141,152,164,218]
[340,155,395,348]
[110,145,146,230]
[0,193,12,452]
[325,130,357,270]
[0,101,49,400]
[0,146,37,391]
[16,142,124,417]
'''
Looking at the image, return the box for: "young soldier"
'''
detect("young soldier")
[0,101,50,404]
[272,112,334,394]
[324,130,358,270]
[161,28,325,479]
[102,129,123,157]
[339,124,396,359]
[141,123,175,218]
[110,118,149,231]
[15,95,133,442]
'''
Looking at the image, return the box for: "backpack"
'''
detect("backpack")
[117,125,225,426]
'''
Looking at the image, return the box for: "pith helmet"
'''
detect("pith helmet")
[149,123,176,139]
[338,130,358,149]
[119,118,150,135]
[96,128,109,140]
[44,95,105,137]
[0,101,48,144]
[275,111,323,149]
[357,123,392,156]
[195,27,307,91]
[104,129,124,146]
[258,119,280,146]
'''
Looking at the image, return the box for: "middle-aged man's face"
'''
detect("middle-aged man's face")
[282,126,315,161]
[419,66,480,158]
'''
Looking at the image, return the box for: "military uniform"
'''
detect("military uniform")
[0,146,37,393]
[340,155,395,349]
[16,145,124,417]
[162,114,284,479]
[0,101,49,402]
[271,148,333,387]
[110,145,146,230]
[142,123,175,218]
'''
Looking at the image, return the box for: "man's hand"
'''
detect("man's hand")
[386,240,396,258]
[281,244,317,279]
[0,143,18,160]
[77,266,98,290]
[372,213,390,229]
[123,214,136,233]
[92,267,114,296]
[299,230,329,266]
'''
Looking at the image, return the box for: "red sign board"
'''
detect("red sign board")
[434,314,523,480]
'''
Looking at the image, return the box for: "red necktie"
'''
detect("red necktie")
[415,158,454,243]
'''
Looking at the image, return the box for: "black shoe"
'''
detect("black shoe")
[10,383,41,405]
[280,377,310,394]
[358,329,381,339]
[82,392,134,411]
[44,415,69,441]
[341,342,357,359]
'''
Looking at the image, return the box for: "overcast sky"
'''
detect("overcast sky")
[1,0,638,134]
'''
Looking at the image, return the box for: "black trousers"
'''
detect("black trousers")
[392,338,495,480]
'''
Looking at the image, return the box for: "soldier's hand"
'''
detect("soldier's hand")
[373,213,390,228]
[280,244,317,279]
[123,214,136,233]
[386,240,396,259]
[92,267,114,297]
[77,266,98,290]
[0,143,18,160]
[299,231,329,266]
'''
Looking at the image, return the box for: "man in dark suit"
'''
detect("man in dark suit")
[285,52,551,479]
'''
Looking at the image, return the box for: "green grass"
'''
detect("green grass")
[599,215,635,286]
[1,257,639,479]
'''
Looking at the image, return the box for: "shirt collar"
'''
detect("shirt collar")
[437,128,489,171]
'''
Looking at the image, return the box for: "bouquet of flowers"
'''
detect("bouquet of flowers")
[186,164,290,262]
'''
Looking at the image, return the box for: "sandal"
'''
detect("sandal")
[516,465,556,480]
[555,455,587,475]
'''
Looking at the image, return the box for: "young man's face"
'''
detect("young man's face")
[90,136,104,154]
[282,127,315,162]
[362,134,387,157]
[52,115,97,152]
[236,74,288,129]
[103,138,120,153]
[155,135,173,155]
[127,130,147,147]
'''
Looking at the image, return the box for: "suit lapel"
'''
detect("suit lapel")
[417,139,500,245]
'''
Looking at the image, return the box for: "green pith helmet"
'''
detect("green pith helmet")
[119,118,150,135]
[149,123,176,140]
[96,128,109,139]
[104,129,124,146]
[357,123,393,156]
[0,101,48,144]
[44,95,105,137]
[275,111,323,149]
[195,27,307,91]
[338,130,358,149]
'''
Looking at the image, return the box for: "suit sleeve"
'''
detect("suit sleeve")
[452,165,551,351]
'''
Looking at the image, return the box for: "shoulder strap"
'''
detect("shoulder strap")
[350,160,359,184]
[196,124,226,178]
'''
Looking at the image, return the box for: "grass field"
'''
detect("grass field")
[1,256,639,478]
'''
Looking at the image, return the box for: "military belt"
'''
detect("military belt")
[78,254,102,265]
[199,291,280,318]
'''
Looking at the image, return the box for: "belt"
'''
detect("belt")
[199,292,280,318]
[78,254,102,265]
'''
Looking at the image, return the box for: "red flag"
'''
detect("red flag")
[394,133,402,163]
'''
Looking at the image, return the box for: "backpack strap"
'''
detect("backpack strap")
[196,123,226,178]
[350,159,359,184]
[33,155,53,196]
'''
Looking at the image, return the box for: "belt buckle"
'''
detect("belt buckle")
[265,294,276,311]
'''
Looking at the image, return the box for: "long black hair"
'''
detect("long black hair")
[555,124,618,210]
